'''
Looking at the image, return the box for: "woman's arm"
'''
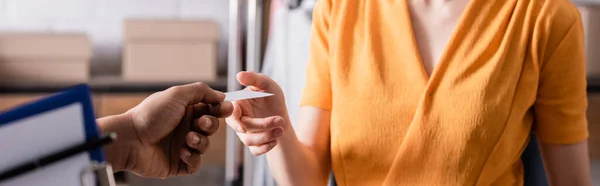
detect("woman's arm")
[533,4,591,185]
[227,0,334,184]
[540,141,591,186]
[264,0,334,183]
[225,72,332,186]
[266,107,332,186]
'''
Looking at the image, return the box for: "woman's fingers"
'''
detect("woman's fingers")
[237,127,283,146]
[226,114,247,133]
[185,132,210,154]
[226,117,283,155]
[224,97,285,156]
[226,111,284,133]
[249,141,278,156]
[226,101,247,132]
[241,116,284,133]
[236,71,275,91]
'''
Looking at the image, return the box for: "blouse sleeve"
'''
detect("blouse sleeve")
[300,0,334,110]
[533,11,588,144]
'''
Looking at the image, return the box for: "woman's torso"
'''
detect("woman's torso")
[324,0,583,185]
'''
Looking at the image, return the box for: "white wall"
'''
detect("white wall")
[0,0,229,76]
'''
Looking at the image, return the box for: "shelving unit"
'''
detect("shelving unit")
[226,0,270,185]
[0,76,228,94]
[226,0,243,185]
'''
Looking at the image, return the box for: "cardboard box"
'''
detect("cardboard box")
[124,20,219,42]
[0,61,89,83]
[123,20,219,82]
[0,33,92,83]
[0,33,91,60]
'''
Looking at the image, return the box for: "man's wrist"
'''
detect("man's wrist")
[97,112,136,172]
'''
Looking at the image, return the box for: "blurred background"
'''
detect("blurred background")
[0,0,597,186]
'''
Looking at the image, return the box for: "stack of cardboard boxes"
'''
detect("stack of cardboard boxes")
[0,33,92,84]
[123,20,219,82]
[0,19,220,85]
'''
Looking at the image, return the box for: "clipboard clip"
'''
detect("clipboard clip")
[80,161,116,186]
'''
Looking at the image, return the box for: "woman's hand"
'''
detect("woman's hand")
[226,71,291,155]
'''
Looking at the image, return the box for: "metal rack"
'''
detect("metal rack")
[226,0,265,185]
[227,1,317,185]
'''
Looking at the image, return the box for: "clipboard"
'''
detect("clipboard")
[0,84,116,186]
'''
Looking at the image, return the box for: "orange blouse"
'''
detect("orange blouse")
[300,0,588,185]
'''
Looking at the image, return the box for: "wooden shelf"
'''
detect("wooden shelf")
[0,75,227,94]
[588,78,600,93]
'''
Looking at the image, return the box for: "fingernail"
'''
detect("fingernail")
[192,135,200,145]
[236,126,245,133]
[274,117,283,124]
[204,117,212,128]
[272,128,283,137]
[183,150,192,157]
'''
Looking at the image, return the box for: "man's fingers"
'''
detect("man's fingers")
[236,71,273,90]
[237,127,283,146]
[180,147,201,174]
[241,116,284,133]
[166,82,225,105]
[193,102,234,118]
[193,115,220,135]
[180,132,210,175]
[217,102,234,117]
[186,132,210,154]
[249,141,278,156]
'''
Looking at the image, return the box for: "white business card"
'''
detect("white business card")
[224,90,274,101]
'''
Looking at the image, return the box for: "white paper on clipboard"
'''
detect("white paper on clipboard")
[0,103,96,186]
[0,85,107,186]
